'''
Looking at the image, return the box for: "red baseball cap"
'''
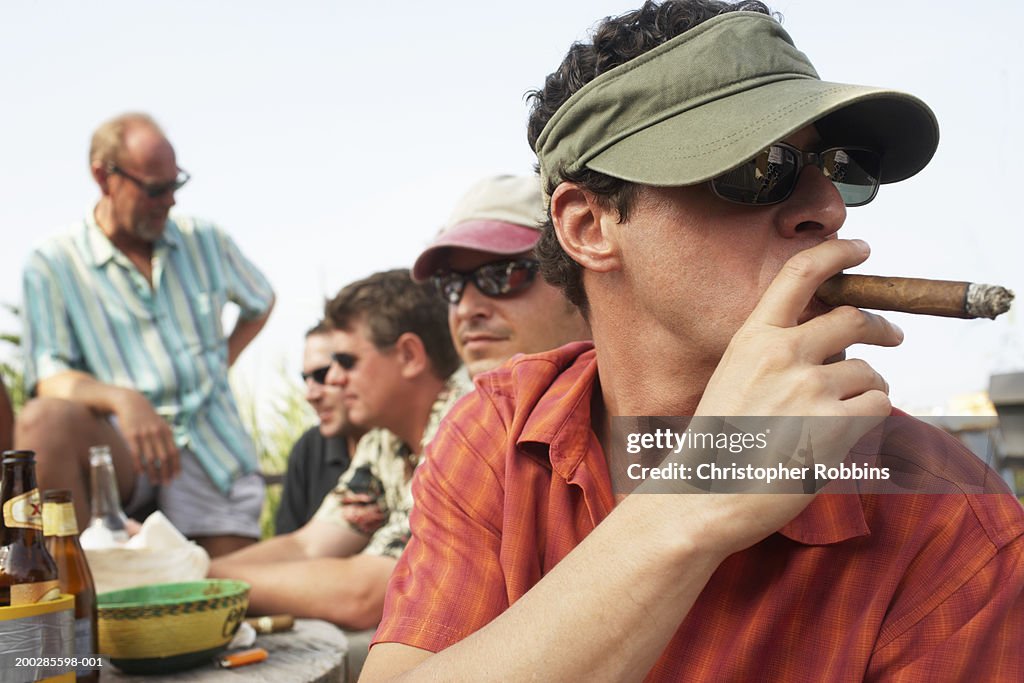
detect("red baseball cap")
[412,175,545,281]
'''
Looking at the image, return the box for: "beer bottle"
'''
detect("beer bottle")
[0,450,60,606]
[44,489,99,683]
[81,445,129,546]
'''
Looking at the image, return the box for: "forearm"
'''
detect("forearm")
[209,531,309,570]
[227,298,274,366]
[368,494,729,682]
[35,370,129,414]
[209,520,369,571]
[229,554,395,630]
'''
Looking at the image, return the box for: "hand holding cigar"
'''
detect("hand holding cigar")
[816,274,1014,319]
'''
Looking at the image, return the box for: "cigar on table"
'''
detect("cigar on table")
[244,614,295,634]
[816,275,1014,319]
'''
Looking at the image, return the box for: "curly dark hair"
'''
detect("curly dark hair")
[526,0,774,315]
[324,269,460,380]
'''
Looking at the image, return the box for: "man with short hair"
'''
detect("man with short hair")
[275,321,367,535]
[363,2,1024,680]
[209,269,465,630]
[412,174,590,379]
[18,112,274,556]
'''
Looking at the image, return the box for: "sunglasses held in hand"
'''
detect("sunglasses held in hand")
[432,258,540,305]
[710,143,881,207]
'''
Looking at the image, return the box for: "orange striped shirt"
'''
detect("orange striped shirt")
[376,342,1024,680]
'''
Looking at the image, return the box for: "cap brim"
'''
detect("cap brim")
[585,78,939,186]
[412,220,541,281]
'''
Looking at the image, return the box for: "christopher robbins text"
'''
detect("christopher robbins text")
[627,461,891,484]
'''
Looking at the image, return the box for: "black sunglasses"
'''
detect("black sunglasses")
[331,352,358,371]
[431,258,539,305]
[110,165,191,198]
[710,143,881,207]
[301,365,331,385]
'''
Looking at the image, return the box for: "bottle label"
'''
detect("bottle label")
[10,579,61,604]
[42,501,80,537]
[3,488,44,530]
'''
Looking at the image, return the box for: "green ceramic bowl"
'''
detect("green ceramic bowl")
[97,579,250,675]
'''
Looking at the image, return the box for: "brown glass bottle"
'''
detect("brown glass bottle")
[44,489,99,683]
[0,450,60,606]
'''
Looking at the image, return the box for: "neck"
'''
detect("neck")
[589,308,716,421]
[94,199,153,261]
[385,375,447,456]
[345,430,367,454]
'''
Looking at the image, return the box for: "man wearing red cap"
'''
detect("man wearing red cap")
[412,174,590,379]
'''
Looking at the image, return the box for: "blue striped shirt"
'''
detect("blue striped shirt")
[21,211,274,493]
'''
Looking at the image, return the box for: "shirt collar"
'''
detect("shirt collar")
[515,341,870,547]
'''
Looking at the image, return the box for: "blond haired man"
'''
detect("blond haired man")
[18,112,274,556]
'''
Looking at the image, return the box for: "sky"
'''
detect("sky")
[1,0,1021,415]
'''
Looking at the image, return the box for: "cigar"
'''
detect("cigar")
[217,647,268,669]
[816,275,1014,319]
[244,614,295,634]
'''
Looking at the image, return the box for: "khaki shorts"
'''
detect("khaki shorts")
[124,447,264,539]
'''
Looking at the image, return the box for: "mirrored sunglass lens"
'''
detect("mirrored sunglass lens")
[823,148,879,206]
[503,264,534,292]
[432,274,463,304]
[712,145,798,205]
[476,262,537,296]
[474,265,511,296]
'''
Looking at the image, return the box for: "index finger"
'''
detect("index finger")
[746,239,871,329]
[160,434,180,483]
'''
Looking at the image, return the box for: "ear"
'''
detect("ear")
[549,182,621,274]
[394,332,429,380]
[91,163,112,196]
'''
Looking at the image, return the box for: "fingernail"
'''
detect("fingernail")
[893,322,904,341]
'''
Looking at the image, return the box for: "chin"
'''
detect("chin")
[466,357,504,379]
[319,424,342,438]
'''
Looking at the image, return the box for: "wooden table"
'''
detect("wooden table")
[100,618,348,683]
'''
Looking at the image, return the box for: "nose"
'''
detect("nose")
[161,188,177,210]
[453,281,493,321]
[775,166,845,239]
[325,363,348,387]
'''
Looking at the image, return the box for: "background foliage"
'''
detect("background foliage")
[232,366,311,538]
[1,304,26,411]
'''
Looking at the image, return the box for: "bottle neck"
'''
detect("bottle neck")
[43,501,79,537]
[90,460,126,519]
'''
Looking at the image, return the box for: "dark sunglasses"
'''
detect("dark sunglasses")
[710,143,881,207]
[109,165,191,198]
[331,352,358,371]
[301,365,331,385]
[431,258,539,305]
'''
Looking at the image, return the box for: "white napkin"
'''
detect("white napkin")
[85,511,210,594]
